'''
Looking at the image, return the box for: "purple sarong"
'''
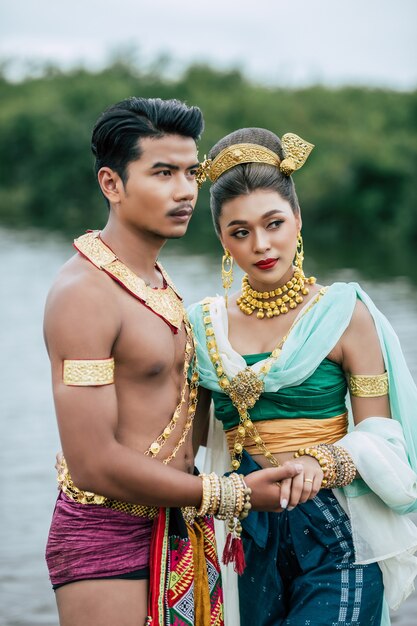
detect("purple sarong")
[46,491,153,587]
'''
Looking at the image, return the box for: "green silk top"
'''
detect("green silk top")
[212,354,347,430]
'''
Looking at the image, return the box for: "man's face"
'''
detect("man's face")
[114,134,199,240]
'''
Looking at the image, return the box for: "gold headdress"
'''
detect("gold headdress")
[195,133,314,187]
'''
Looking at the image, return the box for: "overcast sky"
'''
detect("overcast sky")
[1,0,416,89]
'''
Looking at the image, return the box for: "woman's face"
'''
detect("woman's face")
[219,189,301,291]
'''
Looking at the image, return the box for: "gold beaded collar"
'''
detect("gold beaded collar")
[237,272,316,319]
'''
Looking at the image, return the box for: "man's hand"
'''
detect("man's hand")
[245,462,303,512]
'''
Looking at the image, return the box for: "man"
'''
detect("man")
[44,97,300,626]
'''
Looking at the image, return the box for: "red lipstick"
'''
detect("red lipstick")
[254,258,278,270]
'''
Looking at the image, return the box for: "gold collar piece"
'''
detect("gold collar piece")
[74,231,185,331]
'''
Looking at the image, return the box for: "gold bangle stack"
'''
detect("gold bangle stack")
[294,444,356,489]
[319,444,357,488]
[183,472,252,527]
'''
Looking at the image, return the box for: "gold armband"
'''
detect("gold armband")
[348,372,388,397]
[63,358,115,386]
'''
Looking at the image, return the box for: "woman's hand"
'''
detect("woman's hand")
[278,455,323,510]
[244,462,304,512]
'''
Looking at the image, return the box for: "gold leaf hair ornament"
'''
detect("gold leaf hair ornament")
[195,156,212,188]
[279,133,315,176]
[195,133,314,186]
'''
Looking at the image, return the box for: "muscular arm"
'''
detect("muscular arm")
[44,267,204,508]
[340,300,391,424]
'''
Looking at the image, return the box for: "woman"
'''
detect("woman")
[189,127,417,626]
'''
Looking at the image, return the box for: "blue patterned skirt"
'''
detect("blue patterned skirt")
[238,453,384,626]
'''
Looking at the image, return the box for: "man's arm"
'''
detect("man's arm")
[44,268,208,507]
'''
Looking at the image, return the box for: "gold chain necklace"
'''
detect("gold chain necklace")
[203,288,327,470]
[237,270,316,319]
[145,314,200,464]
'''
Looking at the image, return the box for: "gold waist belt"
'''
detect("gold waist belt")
[225,412,348,456]
[57,458,159,519]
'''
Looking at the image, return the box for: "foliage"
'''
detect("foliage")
[1,59,416,267]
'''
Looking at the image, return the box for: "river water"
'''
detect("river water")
[1,228,417,626]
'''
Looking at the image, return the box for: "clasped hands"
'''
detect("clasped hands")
[245,455,324,513]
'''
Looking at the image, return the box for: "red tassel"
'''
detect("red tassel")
[222,531,233,565]
[222,533,246,575]
[233,537,246,575]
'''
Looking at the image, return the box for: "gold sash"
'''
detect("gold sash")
[225,412,348,456]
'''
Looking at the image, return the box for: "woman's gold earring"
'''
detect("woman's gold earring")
[294,232,305,276]
[221,249,234,307]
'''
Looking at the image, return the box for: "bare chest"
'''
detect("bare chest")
[113,287,188,381]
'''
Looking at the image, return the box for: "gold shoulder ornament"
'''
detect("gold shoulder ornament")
[73,231,185,331]
[195,132,314,187]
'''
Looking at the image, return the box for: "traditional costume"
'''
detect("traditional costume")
[188,282,417,626]
[191,132,417,626]
[45,231,224,626]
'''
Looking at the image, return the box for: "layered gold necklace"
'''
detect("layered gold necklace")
[237,270,316,319]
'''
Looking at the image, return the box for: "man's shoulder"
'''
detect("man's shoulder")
[45,253,117,327]
[50,253,111,299]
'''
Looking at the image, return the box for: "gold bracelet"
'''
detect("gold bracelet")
[348,372,388,397]
[321,444,356,488]
[195,474,212,517]
[294,446,336,488]
[295,444,356,489]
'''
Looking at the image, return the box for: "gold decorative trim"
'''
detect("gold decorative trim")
[74,231,185,330]
[348,372,389,397]
[144,315,200,464]
[57,457,159,518]
[209,143,281,182]
[63,358,115,386]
